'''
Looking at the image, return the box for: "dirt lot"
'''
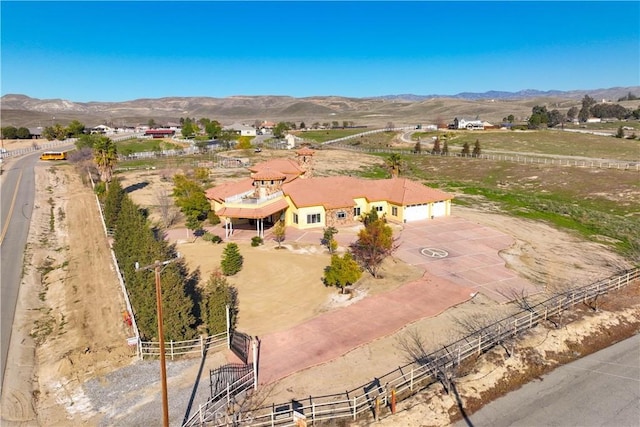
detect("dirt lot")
[1,147,637,426]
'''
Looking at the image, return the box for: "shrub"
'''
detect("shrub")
[251,236,263,247]
[208,210,221,225]
[221,242,243,276]
[202,232,223,244]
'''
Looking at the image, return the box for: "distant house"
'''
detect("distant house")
[144,129,175,138]
[91,125,114,134]
[205,149,454,238]
[224,123,257,137]
[28,127,43,139]
[449,118,485,130]
[166,122,183,131]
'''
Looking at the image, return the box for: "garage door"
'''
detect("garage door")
[432,201,447,217]
[405,204,429,222]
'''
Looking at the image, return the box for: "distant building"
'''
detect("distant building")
[91,124,114,134]
[449,118,485,130]
[144,129,176,138]
[224,123,257,137]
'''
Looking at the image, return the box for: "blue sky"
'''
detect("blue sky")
[1,1,638,102]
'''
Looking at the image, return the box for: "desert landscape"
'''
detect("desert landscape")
[1,136,637,426]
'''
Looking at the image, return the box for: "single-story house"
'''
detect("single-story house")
[91,125,114,134]
[144,129,176,138]
[224,123,257,137]
[205,149,453,238]
[28,127,43,139]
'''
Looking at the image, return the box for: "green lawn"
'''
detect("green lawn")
[116,138,184,155]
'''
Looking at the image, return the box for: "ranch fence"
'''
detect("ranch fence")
[327,143,639,171]
[183,267,639,426]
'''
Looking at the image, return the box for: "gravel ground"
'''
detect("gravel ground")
[83,351,228,426]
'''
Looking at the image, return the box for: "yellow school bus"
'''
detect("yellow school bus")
[40,151,68,160]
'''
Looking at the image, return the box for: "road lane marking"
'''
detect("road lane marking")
[0,168,23,245]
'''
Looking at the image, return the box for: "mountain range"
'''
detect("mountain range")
[2,87,638,128]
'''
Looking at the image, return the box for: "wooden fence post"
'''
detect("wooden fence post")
[391,389,397,414]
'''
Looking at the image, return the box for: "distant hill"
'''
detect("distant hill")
[1,87,638,128]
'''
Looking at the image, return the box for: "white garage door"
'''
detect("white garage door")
[432,201,447,217]
[405,204,429,222]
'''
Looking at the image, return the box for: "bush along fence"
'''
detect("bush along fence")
[182,267,639,427]
[328,143,639,171]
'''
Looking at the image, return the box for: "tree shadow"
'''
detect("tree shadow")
[124,181,149,193]
[181,349,208,425]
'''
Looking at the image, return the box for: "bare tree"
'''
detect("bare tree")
[154,187,179,228]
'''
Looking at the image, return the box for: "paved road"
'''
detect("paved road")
[0,152,41,391]
[456,334,640,427]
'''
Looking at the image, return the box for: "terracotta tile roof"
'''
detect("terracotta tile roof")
[250,158,304,182]
[283,176,453,209]
[295,147,315,156]
[205,178,254,202]
[383,178,453,205]
[216,198,289,219]
[251,169,286,181]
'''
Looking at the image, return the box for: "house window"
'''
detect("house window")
[337,211,346,220]
[375,206,383,212]
[293,213,298,224]
[353,207,361,217]
[307,213,321,224]
[392,207,398,216]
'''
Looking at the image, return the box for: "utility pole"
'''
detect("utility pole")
[136,259,174,427]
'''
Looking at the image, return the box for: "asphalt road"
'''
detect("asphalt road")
[456,334,640,427]
[0,152,40,392]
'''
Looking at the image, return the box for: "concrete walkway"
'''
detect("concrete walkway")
[166,215,537,385]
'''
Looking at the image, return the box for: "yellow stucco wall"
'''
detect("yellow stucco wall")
[289,205,327,230]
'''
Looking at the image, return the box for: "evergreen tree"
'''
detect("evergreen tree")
[442,139,449,155]
[413,139,422,154]
[431,137,441,155]
[221,242,243,276]
[157,263,197,341]
[472,139,482,157]
[102,178,125,231]
[200,270,238,334]
[461,142,470,156]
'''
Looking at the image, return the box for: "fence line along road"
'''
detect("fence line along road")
[185,267,639,427]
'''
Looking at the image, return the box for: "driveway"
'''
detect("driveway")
[254,216,539,383]
[395,217,539,303]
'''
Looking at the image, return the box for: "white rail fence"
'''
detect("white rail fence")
[184,267,639,426]
[140,332,228,360]
[328,143,639,171]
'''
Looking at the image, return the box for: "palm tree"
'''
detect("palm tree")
[386,153,402,178]
[93,136,118,183]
